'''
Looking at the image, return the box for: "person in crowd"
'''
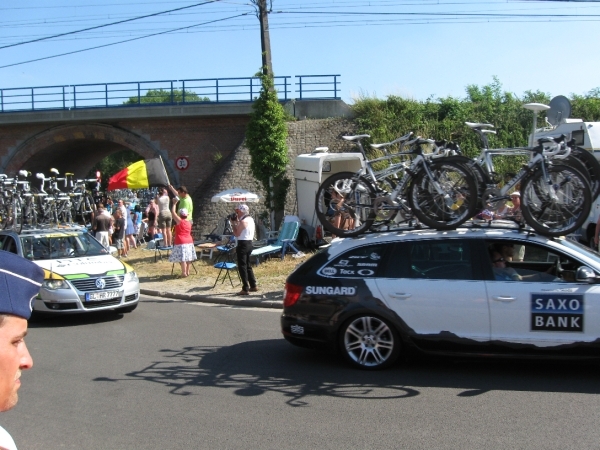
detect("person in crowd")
[168,200,196,278]
[92,202,112,248]
[156,187,173,247]
[145,198,159,238]
[173,185,194,224]
[507,192,522,221]
[490,248,521,281]
[125,203,136,251]
[232,203,258,295]
[113,209,127,258]
[0,251,44,450]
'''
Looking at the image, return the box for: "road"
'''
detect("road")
[3,295,600,449]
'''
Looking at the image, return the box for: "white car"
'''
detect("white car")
[0,226,139,314]
[282,224,600,369]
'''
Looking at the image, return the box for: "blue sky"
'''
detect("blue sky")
[0,0,599,104]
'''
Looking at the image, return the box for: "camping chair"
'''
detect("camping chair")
[212,236,240,288]
[153,233,173,262]
[136,221,148,247]
[251,219,301,264]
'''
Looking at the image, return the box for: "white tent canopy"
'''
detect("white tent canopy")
[211,188,261,203]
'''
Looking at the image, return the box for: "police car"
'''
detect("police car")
[281,225,600,369]
[0,226,139,315]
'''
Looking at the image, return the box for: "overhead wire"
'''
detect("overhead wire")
[0,13,249,70]
[0,0,222,50]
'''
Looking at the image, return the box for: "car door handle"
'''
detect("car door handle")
[493,296,516,302]
[389,293,411,299]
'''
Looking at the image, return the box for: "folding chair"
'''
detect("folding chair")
[153,233,173,262]
[136,221,148,247]
[251,218,301,264]
[212,236,240,288]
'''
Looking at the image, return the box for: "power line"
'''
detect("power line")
[0,0,221,51]
[0,13,248,70]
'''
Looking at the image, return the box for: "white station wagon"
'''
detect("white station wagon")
[282,224,600,369]
[0,226,139,315]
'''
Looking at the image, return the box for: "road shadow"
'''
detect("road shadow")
[93,339,600,407]
[29,310,124,328]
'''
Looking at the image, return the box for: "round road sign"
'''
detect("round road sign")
[175,156,189,171]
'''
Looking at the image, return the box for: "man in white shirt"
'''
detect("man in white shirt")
[232,203,258,295]
[0,251,45,450]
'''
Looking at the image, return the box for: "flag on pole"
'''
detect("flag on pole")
[107,158,170,191]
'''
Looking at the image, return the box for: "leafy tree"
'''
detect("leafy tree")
[352,79,600,178]
[246,72,290,226]
[124,89,209,105]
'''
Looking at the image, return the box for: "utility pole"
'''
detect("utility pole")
[253,0,273,77]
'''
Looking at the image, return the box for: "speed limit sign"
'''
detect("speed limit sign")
[175,156,189,171]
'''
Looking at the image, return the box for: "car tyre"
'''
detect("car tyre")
[339,314,400,370]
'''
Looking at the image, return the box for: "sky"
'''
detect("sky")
[0,0,599,106]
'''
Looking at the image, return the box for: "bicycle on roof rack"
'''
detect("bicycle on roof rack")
[445,122,594,237]
[315,133,479,237]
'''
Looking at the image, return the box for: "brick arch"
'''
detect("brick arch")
[3,123,178,183]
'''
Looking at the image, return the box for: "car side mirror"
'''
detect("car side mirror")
[576,266,597,283]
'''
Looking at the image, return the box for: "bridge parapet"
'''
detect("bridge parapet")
[0,75,341,113]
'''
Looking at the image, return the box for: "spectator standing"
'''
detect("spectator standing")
[92,203,112,247]
[0,251,44,450]
[125,203,136,250]
[168,200,196,277]
[113,209,127,258]
[232,203,258,295]
[175,186,194,224]
[156,187,173,247]
[145,198,159,237]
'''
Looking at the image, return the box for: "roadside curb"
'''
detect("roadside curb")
[140,288,284,309]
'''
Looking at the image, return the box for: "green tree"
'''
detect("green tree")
[124,88,209,105]
[246,72,290,226]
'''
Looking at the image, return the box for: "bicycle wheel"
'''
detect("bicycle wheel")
[10,197,23,233]
[521,164,591,237]
[21,197,37,228]
[81,192,96,226]
[315,172,377,237]
[408,161,478,230]
[569,147,600,200]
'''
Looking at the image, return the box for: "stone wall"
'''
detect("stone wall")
[191,117,358,239]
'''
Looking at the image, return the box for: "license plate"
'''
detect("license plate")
[85,291,121,301]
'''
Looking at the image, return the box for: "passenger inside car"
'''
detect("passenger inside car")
[489,248,522,281]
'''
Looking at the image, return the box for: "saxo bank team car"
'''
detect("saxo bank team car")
[282,226,600,369]
[0,227,139,314]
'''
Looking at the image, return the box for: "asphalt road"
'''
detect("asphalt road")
[3,295,600,449]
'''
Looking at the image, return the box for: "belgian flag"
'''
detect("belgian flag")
[107,158,170,191]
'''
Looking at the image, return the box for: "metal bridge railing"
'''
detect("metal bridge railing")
[0,74,341,113]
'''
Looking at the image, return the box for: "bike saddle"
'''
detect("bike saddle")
[465,122,495,129]
[342,135,370,141]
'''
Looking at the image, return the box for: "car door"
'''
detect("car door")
[483,239,600,355]
[374,238,491,352]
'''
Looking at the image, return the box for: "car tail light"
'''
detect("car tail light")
[284,282,303,307]
[316,225,323,241]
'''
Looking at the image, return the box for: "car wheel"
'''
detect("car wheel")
[117,304,138,313]
[339,315,400,370]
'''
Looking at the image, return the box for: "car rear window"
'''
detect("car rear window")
[317,244,388,278]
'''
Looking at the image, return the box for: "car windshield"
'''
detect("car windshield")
[20,232,109,261]
[553,237,600,264]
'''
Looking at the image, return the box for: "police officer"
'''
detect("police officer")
[0,251,44,449]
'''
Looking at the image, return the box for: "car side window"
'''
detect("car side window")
[386,239,474,280]
[1,236,18,254]
[486,240,578,283]
[318,244,387,278]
